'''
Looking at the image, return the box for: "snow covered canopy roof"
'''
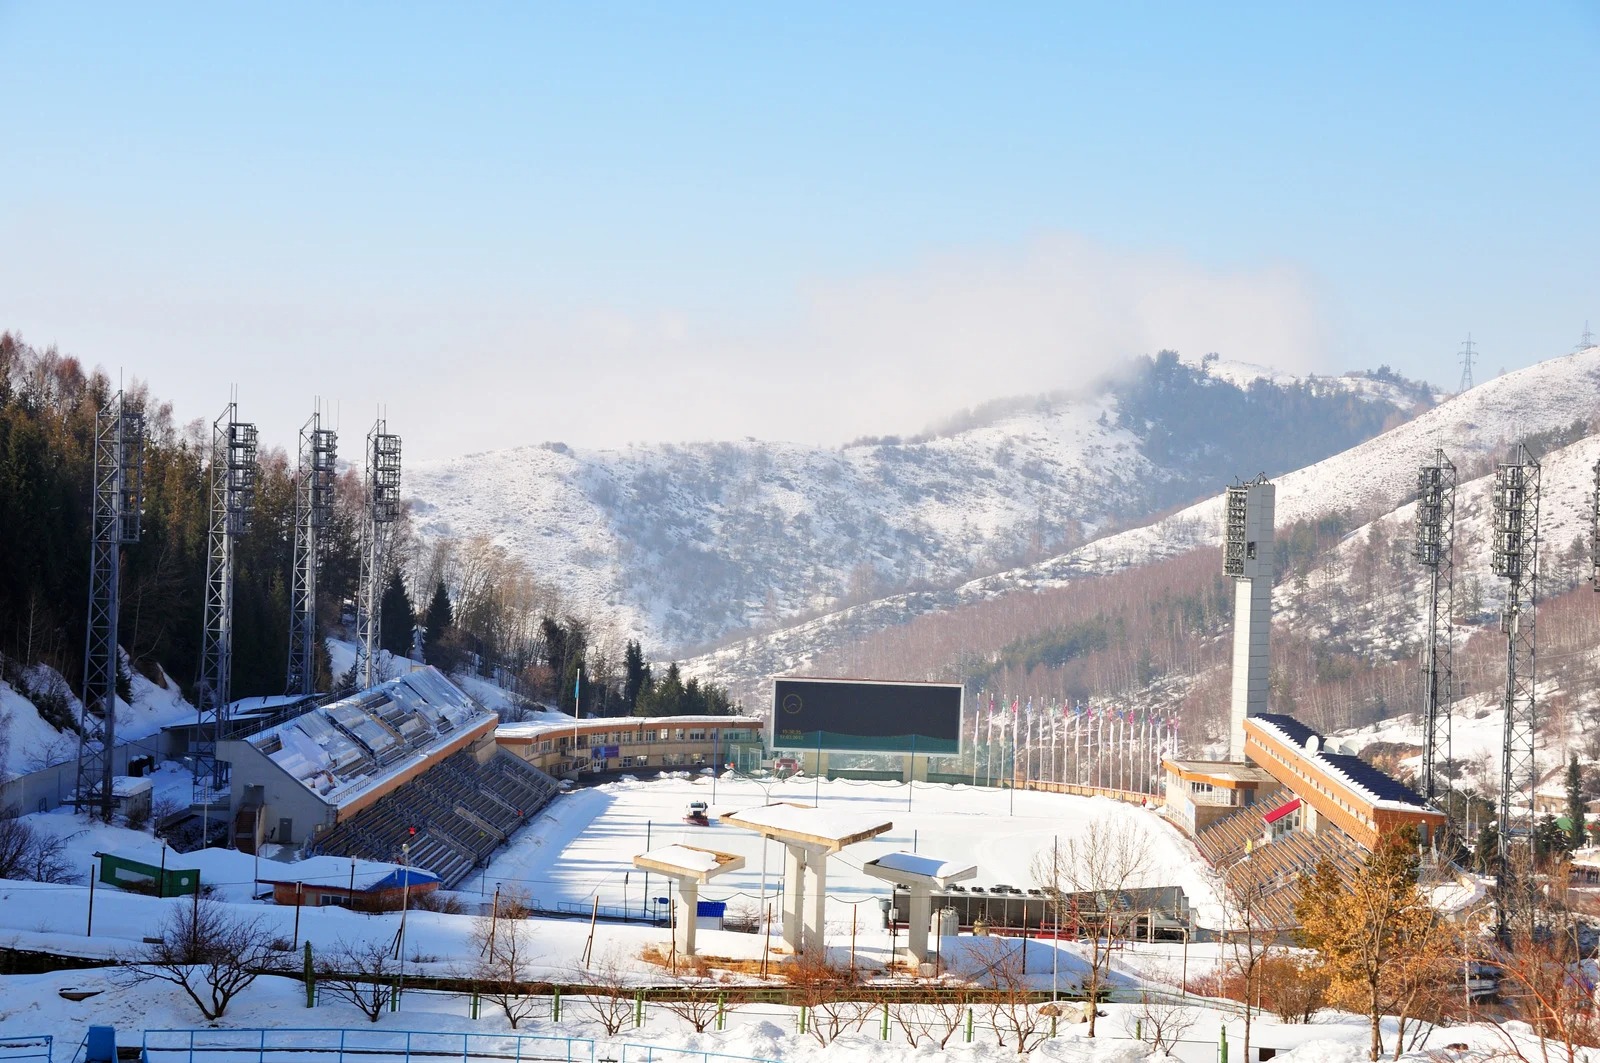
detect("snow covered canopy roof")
[720,802,893,850]
[1250,714,1431,811]
[496,714,763,741]
[863,851,977,887]
[247,668,491,806]
[256,855,440,892]
[633,845,745,883]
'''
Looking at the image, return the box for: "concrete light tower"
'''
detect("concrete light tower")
[1224,477,1275,761]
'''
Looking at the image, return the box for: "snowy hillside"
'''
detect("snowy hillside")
[684,345,1600,690]
[0,657,194,782]
[409,361,1424,653]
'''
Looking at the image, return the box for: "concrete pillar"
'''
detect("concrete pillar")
[803,847,827,954]
[782,844,806,951]
[900,755,930,783]
[904,886,933,963]
[804,750,830,778]
[675,881,699,957]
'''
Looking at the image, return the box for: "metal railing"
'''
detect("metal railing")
[139,1028,598,1063]
[618,1047,778,1063]
[0,1035,51,1063]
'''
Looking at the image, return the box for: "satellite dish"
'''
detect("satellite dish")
[1305,735,1321,755]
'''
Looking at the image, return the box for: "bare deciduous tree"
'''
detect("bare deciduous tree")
[0,816,73,883]
[120,898,282,1020]
[575,948,636,1036]
[1125,991,1198,1056]
[316,938,402,1023]
[786,953,870,1045]
[971,939,1050,1054]
[1032,820,1152,1037]
[464,893,541,1028]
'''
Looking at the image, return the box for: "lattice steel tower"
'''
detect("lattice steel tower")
[74,392,144,820]
[1458,335,1478,393]
[286,407,338,695]
[193,402,258,800]
[355,418,401,689]
[1492,444,1539,881]
[1416,450,1456,804]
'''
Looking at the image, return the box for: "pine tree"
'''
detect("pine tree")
[423,581,453,661]
[622,640,650,711]
[378,570,414,658]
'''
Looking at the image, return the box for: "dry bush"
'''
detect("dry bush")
[1256,954,1328,1023]
[412,891,466,914]
[786,953,872,1045]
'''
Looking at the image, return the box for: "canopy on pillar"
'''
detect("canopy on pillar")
[862,851,976,889]
[719,802,893,850]
[632,845,745,883]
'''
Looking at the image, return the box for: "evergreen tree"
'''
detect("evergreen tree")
[1567,753,1585,851]
[422,581,453,661]
[378,570,414,657]
[622,640,650,711]
[642,663,685,716]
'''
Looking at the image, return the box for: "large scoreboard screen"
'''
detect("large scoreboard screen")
[771,677,963,754]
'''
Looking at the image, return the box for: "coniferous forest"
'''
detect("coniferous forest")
[0,333,731,725]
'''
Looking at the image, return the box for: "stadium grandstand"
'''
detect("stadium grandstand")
[219,668,560,887]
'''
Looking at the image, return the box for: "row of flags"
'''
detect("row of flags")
[973,692,1179,730]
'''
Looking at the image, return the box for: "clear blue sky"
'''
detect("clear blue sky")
[2,3,1597,459]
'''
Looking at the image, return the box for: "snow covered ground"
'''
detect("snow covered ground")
[0,773,1571,1062]
[476,773,1229,930]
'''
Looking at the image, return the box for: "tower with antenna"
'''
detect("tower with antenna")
[1458,335,1478,393]
[355,417,402,689]
[1415,450,1456,804]
[193,400,258,802]
[74,392,144,820]
[1491,443,1539,922]
[286,405,338,696]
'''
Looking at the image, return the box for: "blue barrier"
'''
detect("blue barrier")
[139,1028,598,1063]
[0,1034,51,1063]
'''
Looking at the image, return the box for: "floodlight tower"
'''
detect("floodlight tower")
[355,418,401,689]
[1416,450,1457,803]
[74,392,144,820]
[1458,335,1478,393]
[286,407,338,695]
[193,402,258,801]
[1224,475,1275,760]
[1491,444,1539,888]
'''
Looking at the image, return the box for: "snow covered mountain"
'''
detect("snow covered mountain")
[683,345,1600,690]
[407,358,1428,653]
